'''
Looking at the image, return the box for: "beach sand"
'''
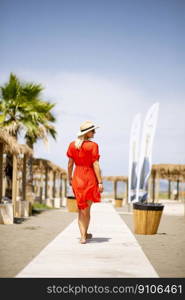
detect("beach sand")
[0,200,184,278]
[0,208,76,278]
[117,200,185,278]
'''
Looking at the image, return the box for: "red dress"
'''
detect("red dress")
[66,140,101,210]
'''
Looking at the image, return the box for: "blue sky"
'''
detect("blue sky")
[1,0,185,176]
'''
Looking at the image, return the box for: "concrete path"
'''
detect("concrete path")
[16,203,158,278]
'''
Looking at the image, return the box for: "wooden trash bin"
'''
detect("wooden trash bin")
[67,196,78,212]
[133,202,164,235]
[114,198,123,207]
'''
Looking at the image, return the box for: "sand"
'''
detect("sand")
[117,200,185,278]
[0,208,76,278]
[0,200,185,278]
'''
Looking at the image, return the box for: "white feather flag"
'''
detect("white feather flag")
[136,103,160,203]
[128,114,141,203]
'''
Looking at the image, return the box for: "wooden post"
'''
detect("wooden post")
[17,172,21,199]
[39,168,43,203]
[53,172,61,208]
[168,179,171,200]
[113,181,115,199]
[64,178,67,198]
[113,180,117,200]
[37,177,40,196]
[48,170,52,199]
[56,172,60,198]
[0,143,4,203]
[22,154,27,201]
[59,174,63,199]
[36,171,41,202]
[45,166,48,200]
[59,174,63,206]
[156,174,160,202]
[152,170,156,203]
[148,175,152,202]
[18,154,29,218]
[3,174,6,200]
[61,177,67,206]
[34,175,39,197]
[53,171,56,198]
[176,180,180,200]
[12,154,18,216]
[126,179,128,203]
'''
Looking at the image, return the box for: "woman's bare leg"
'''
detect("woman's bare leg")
[85,200,92,237]
[78,200,92,243]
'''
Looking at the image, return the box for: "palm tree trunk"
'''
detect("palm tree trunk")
[5,153,13,199]
[25,141,35,215]
[26,142,34,189]
[12,154,17,216]
[4,131,18,200]
[22,154,27,201]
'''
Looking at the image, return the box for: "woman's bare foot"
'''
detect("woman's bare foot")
[80,237,86,244]
[86,233,93,239]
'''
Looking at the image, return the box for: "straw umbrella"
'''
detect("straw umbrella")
[32,158,67,208]
[0,128,33,223]
[151,164,185,202]
[0,129,22,201]
[103,175,128,207]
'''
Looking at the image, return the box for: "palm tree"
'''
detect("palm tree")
[0,73,57,197]
[0,73,57,143]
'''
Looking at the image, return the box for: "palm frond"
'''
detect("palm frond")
[21,83,44,101]
[0,73,21,102]
[0,73,58,146]
[0,120,19,136]
[0,127,32,156]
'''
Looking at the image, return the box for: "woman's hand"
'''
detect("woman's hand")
[98,183,104,193]
[69,178,72,186]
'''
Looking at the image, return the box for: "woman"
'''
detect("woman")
[66,121,103,244]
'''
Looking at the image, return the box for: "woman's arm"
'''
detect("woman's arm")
[93,160,104,193]
[68,157,74,186]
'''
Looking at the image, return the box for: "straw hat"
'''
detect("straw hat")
[77,121,100,137]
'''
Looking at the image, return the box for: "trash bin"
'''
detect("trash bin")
[114,198,123,207]
[133,202,164,235]
[66,184,78,212]
[67,196,78,212]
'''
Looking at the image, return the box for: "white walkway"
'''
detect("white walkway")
[16,203,158,278]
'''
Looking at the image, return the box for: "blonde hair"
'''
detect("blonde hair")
[74,135,85,149]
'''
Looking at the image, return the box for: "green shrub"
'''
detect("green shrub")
[32,203,52,210]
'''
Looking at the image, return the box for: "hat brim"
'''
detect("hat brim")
[77,125,100,137]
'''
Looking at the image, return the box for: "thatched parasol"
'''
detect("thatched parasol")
[33,158,67,174]
[152,164,185,181]
[103,175,128,182]
[0,128,33,155]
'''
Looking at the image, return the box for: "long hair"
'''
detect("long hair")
[74,135,85,149]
